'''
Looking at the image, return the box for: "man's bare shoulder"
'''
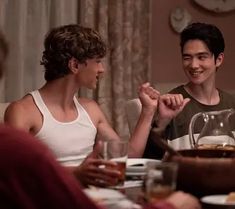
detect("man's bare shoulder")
[7,94,36,114]
[5,94,40,124]
[4,94,42,132]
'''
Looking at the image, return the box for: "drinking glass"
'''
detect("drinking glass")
[144,162,178,203]
[102,140,128,186]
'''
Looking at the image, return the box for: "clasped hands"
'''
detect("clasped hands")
[138,82,190,129]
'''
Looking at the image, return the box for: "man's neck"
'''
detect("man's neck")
[39,77,79,108]
[184,82,220,105]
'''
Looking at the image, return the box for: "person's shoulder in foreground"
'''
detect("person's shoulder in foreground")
[0,124,201,209]
[0,124,101,209]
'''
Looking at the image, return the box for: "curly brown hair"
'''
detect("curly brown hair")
[41,24,106,81]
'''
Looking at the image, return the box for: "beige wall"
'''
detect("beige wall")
[151,0,235,94]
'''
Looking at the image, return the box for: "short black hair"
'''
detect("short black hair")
[41,24,106,82]
[180,22,225,60]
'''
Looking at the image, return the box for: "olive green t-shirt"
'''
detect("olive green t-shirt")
[143,85,235,159]
[167,85,235,149]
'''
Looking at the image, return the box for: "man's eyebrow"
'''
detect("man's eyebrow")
[196,52,211,56]
[182,53,191,57]
[182,52,211,56]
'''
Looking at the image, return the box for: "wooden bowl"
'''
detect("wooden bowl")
[178,148,235,158]
[165,149,235,197]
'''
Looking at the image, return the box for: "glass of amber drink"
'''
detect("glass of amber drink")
[102,140,128,186]
[144,162,178,203]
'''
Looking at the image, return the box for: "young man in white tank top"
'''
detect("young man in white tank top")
[0,30,202,209]
[4,24,187,187]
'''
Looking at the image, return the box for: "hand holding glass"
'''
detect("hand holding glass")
[101,140,128,186]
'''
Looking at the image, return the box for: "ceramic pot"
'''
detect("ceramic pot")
[165,149,235,197]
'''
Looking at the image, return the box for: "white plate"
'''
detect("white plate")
[126,158,160,176]
[84,187,124,201]
[109,180,143,189]
[84,187,141,209]
[201,194,235,206]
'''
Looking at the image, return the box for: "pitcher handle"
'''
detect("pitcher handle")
[188,112,203,148]
[226,108,235,118]
[227,108,235,137]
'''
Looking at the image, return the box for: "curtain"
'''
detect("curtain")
[0,0,152,138]
[80,0,152,138]
[0,0,78,101]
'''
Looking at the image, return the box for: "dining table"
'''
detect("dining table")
[84,157,235,209]
[84,158,151,209]
[110,180,235,209]
[84,180,143,209]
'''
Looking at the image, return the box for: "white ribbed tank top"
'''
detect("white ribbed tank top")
[30,90,97,166]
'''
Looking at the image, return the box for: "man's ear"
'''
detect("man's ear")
[68,57,80,74]
[215,53,224,68]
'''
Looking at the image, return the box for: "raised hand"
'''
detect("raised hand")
[156,94,190,129]
[138,82,160,114]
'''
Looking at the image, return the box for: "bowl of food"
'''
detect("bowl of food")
[165,149,235,197]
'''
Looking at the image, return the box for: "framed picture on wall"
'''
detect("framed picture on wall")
[194,0,235,13]
[170,7,192,33]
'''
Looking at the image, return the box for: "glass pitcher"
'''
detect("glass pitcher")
[189,108,235,150]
